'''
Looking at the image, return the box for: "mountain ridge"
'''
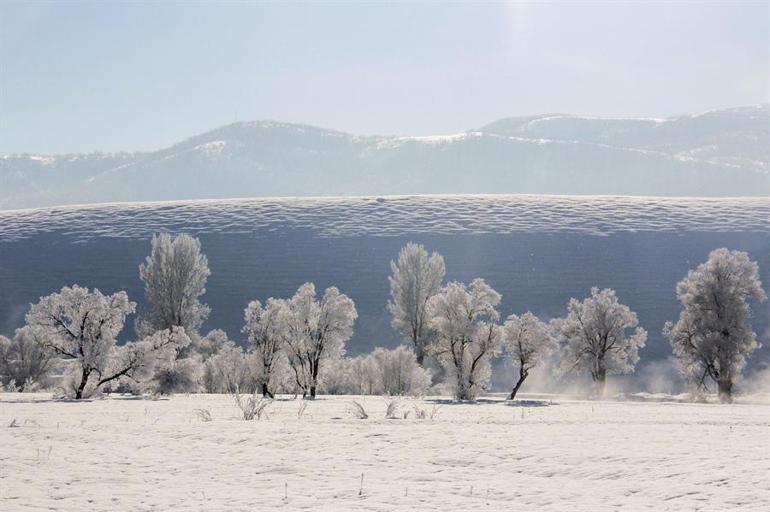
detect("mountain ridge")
[2,105,768,209]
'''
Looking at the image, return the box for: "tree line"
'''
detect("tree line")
[0,235,765,403]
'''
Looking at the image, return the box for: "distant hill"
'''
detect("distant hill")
[1,105,768,209]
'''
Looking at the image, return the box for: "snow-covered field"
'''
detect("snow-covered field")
[2,393,769,511]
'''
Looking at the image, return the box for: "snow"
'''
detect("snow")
[2,393,769,511]
[26,155,57,166]
[524,114,669,128]
[397,132,482,144]
[1,194,768,243]
[194,140,228,157]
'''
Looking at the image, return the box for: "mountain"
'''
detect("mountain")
[1,195,769,391]
[1,105,768,209]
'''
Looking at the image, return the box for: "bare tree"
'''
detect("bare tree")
[0,327,55,391]
[502,312,557,400]
[665,248,766,403]
[137,233,211,337]
[283,283,357,399]
[25,285,137,399]
[243,298,287,398]
[427,278,502,400]
[552,287,647,397]
[388,242,445,365]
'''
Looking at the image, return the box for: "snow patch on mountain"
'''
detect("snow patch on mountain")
[195,140,228,157]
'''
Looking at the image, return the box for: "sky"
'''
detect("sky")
[0,1,768,154]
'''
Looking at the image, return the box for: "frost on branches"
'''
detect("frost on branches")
[243,298,288,398]
[552,287,647,397]
[427,278,502,400]
[195,329,231,360]
[283,283,357,399]
[315,346,431,396]
[502,312,557,400]
[25,285,137,399]
[0,327,55,391]
[665,248,766,403]
[137,233,211,337]
[388,242,445,365]
[369,345,432,396]
[137,327,203,395]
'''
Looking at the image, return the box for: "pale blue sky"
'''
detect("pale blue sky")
[1,1,768,154]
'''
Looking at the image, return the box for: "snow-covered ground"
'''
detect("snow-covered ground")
[2,393,769,511]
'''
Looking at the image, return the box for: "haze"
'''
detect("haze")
[1,0,768,154]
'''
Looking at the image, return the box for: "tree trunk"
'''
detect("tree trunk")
[414,343,425,366]
[718,379,733,403]
[455,369,469,400]
[509,371,528,401]
[261,382,274,399]
[593,369,606,398]
[75,368,90,400]
[308,360,320,399]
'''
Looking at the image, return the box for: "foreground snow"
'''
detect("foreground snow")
[2,393,769,511]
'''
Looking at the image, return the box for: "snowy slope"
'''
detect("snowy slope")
[1,105,768,209]
[1,194,768,391]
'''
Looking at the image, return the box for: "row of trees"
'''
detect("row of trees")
[388,243,765,403]
[388,243,648,400]
[0,235,765,403]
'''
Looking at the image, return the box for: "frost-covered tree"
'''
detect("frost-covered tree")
[283,283,357,399]
[25,285,137,399]
[243,298,288,398]
[427,279,502,400]
[318,356,358,395]
[137,233,211,337]
[0,327,55,391]
[388,242,445,365]
[502,312,557,400]
[102,326,186,394]
[369,345,432,396]
[552,287,647,397]
[194,329,231,360]
[202,340,260,394]
[140,327,203,395]
[346,355,378,395]
[664,248,766,403]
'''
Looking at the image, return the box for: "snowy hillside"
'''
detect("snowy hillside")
[1,105,768,209]
[1,194,768,391]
